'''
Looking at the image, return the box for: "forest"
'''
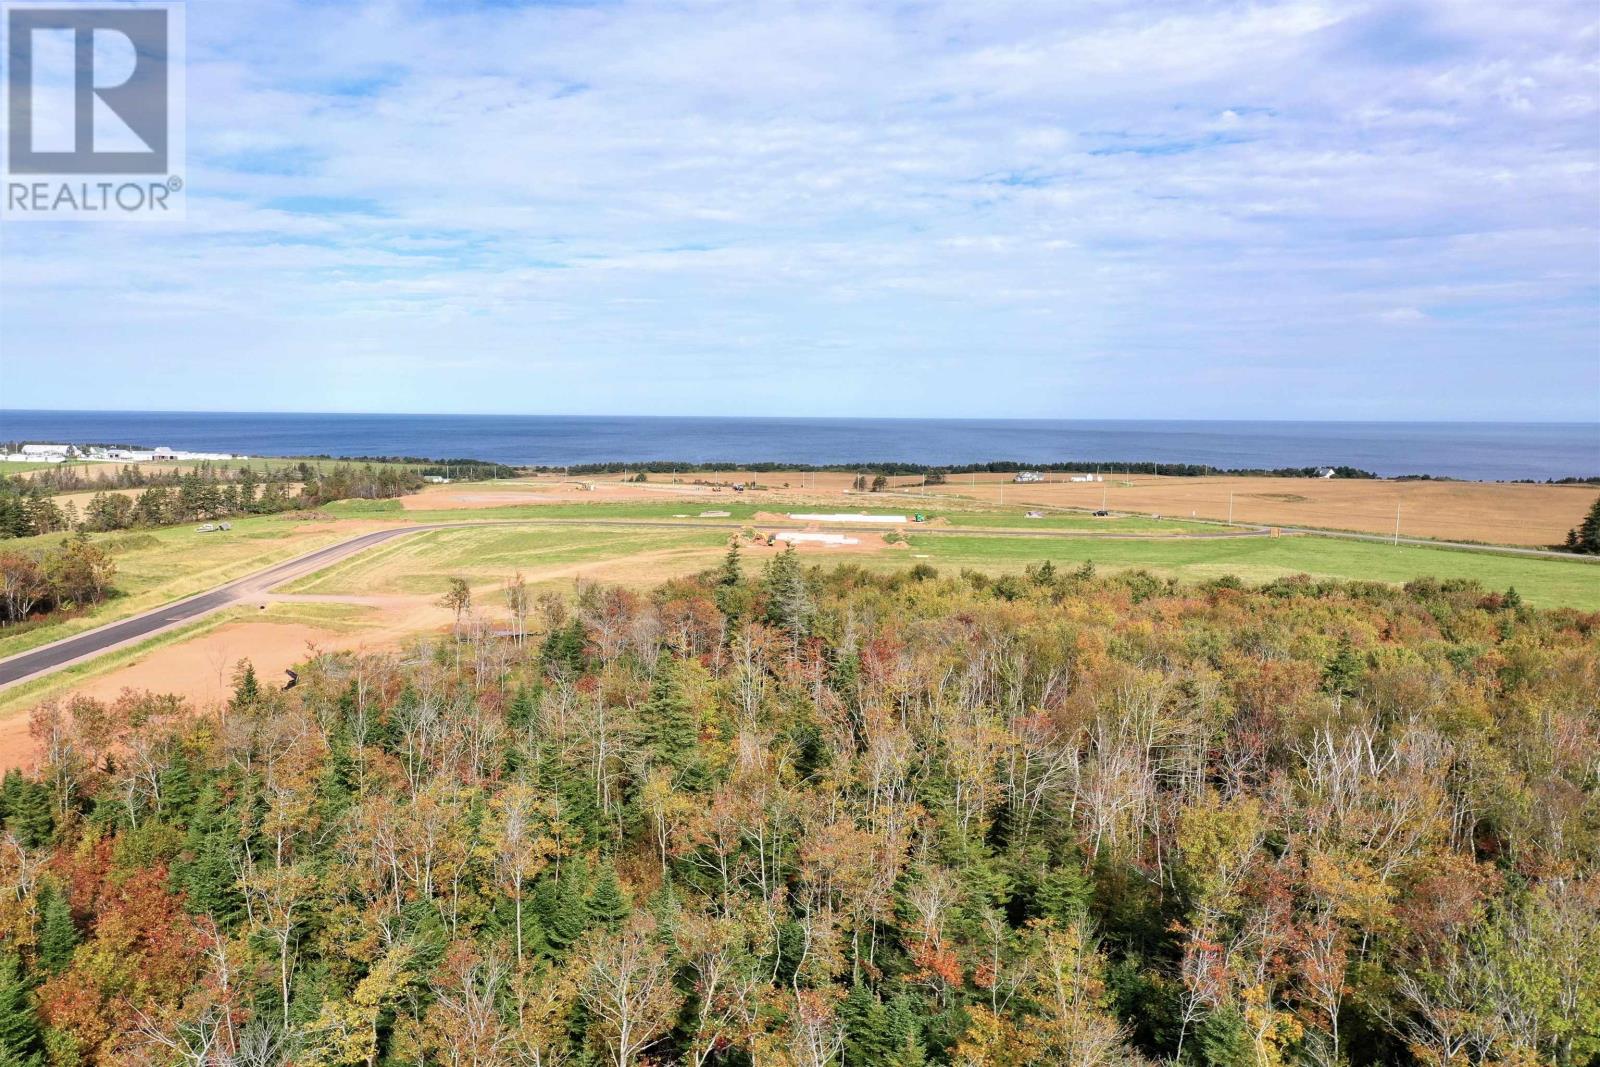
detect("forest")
[0,547,1594,1067]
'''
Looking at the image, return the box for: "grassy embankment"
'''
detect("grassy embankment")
[0,517,369,658]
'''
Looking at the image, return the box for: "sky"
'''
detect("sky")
[1,0,1597,421]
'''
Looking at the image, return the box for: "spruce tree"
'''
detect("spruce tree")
[883,994,927,1067]
[178,785,245,927]
[230,660,261,709]
[35,886,77,975]
[158,750,199,822]
[840,983,894,1065]
[540,861,593,953]
[587,868,630,929]
[0,951,41,1067]
[640,660,698,768]
[717,539,742,588]
[1,774,51,849]
[761,545,814,638]
[1570,494,1600,554]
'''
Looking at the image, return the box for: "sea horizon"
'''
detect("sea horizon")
[3,410,1598,482]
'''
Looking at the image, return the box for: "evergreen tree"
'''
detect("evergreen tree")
[230,660,261,709]
[1569,494,1600,554]
[158,749,199,822]
[537,861,592,953]
[717,539,742,587]
[0,950,41,1067]
[1321,636,1364,698]
[35,886,77,975]
[177,785,245,927]
[841,983,895,1065]
[0,773,51,849]
[506,685,539,733]
[541,620,588,675]
[587,867,630,929]
[639,660,699,769]
[761,544,814,638]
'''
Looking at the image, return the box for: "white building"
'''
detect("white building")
[1013,471,1044,483]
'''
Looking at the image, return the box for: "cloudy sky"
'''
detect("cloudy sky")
[1,0,1597,420]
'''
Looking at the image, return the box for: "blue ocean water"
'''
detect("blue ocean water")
[2,411,1597,481]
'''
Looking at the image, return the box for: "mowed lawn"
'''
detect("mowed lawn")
[879,532,1600,610]
[282,524,730,596]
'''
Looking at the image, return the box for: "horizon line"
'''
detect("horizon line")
[4,408,1597,427]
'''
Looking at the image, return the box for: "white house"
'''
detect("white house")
[1013,471,1044,483]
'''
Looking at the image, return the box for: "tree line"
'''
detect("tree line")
[0,549,1592,1065]
[0,464,427,540]
[5,462,301,497]
[543,461,1382,480]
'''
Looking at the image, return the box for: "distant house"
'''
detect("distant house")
[1315,467,1336,479]
[1014,471,1044,483]
[20,443,72,456]
[1068,474,1103,483]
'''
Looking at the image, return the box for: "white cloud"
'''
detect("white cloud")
[1,0,1596,419]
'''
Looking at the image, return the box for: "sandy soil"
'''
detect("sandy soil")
[918,475,1593,546]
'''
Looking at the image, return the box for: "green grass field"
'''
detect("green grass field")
[877,532,1600,610]
[282,524,729,596]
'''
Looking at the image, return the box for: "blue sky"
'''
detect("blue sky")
[1,0,1597,420]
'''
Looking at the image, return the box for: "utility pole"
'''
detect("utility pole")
[1228,492,1234,525]
[1393,500,1401,545]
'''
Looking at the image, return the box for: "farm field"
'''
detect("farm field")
[406,470,1597,547]
[879,531,1600,609]
[280,523,732,596]
[920,472,1595,546]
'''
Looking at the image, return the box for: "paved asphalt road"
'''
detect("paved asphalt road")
[0,525,443,688]
[2,512,1584,691]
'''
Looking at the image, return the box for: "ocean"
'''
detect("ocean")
[2,411,1597,482]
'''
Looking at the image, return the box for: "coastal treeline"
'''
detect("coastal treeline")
[0,552,1594,1066]
[546,460,1381,479]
